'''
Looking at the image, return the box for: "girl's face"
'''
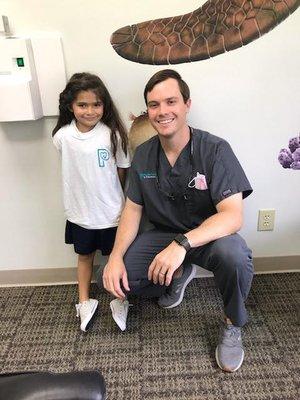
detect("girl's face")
[71,90,104,132]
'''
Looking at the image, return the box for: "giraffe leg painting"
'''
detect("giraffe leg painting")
[110,0,300,64]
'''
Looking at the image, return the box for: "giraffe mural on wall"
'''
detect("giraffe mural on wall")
[110,0,300,65]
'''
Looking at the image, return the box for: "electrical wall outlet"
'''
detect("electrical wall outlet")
[258,209,275,231]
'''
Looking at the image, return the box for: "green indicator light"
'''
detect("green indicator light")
[16,58,25,67]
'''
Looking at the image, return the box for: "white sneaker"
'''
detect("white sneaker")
[75,298,98,332]
[110,299,129,331]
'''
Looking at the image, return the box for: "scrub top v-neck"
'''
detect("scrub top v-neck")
[127,128,252,233]
[157,137,192,200]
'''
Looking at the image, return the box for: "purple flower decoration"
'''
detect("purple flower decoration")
[278,135,300,170]
[289,136,300,153]
[292,148,300,162]
[278,148,293,168]
[291,161,300,170]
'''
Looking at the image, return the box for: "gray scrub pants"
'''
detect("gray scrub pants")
[123,230,253,327]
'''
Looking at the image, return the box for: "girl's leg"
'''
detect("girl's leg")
[77,252,95,302]
[76,252,99,332]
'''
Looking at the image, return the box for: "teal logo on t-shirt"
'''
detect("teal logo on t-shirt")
[98,149,110,167]
[139,172,157,179]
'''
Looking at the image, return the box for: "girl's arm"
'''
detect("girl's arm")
[117,167,128,190]
[52,129,63,151]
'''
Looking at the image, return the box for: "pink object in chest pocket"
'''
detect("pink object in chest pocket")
[194,173,208,190]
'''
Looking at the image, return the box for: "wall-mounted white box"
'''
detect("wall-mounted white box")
[0,37,43,121]
[0,16,10,35]
[31,34,66,116]
[0,34,66,122]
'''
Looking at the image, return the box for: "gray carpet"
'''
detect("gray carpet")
[0,273,299,400]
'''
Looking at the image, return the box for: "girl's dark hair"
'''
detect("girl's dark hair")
[52,72,128,157]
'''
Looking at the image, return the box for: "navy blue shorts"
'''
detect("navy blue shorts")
[65,220,117,255]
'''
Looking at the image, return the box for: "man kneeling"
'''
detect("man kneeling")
[103,69,253,373]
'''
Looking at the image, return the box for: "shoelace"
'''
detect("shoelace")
[115,302,133,317]
[174,283,184,294]
[222,325,242,347]
[75,301,92,317]
[75,304,81,317]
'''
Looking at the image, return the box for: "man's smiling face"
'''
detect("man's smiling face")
[146,78,191,140]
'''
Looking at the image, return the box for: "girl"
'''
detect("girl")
[52,72,130,332]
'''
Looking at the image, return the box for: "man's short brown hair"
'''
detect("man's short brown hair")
[144,69,190,104]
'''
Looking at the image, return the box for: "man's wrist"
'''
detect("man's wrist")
[173,234,191,252]
[109,250,124,262]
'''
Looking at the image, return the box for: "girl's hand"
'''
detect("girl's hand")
[103,256,130,299]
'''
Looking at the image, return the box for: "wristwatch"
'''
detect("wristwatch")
[173,234,191,252]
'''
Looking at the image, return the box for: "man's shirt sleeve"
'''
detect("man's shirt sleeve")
[127,153,144,205]
[209,140,253,206]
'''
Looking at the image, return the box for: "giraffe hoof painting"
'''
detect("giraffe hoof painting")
[111,0,300,64]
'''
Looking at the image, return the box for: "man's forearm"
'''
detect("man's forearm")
[185,193,243,249]
[185,210,242,248]
[110,199,143,259]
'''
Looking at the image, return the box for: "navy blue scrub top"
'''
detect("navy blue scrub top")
[127,128,253,233]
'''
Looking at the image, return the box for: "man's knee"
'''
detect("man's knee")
[123,230,176,281]
[209,234,253,276]
[123,246,149,282]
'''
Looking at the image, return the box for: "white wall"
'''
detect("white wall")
[0,0,299,271]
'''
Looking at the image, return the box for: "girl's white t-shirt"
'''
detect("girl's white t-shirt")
[53,120,131,229]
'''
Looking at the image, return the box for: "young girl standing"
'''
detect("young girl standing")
[52,72,130,332]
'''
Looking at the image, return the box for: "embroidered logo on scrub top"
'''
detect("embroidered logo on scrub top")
[222,189,232,197]
[139,172,157,179]
[98,149,110,167]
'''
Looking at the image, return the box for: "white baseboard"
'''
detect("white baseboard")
[0,256,299,287]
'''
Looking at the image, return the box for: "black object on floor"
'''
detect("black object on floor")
[0,370,106,400]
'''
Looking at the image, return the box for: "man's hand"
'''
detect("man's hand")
[148,241,186,286]
[103,256,130,299]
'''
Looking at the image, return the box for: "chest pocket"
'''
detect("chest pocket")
[185,186,216,228]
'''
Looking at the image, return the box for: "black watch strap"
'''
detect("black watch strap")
[174,234,191,252]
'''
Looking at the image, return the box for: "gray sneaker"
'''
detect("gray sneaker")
[158,264,197,309]
[215,320,244,372]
